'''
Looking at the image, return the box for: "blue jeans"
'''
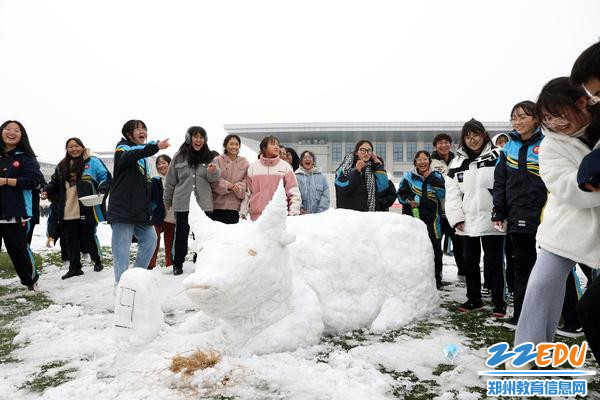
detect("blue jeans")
[111,223,157,284]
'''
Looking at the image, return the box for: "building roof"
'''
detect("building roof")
[224,121,512,143]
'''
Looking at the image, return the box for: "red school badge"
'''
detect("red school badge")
[12,160,20,168]
[533,146,540,154]
[85,164,90,169]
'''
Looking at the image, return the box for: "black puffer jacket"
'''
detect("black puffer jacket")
[107,139,159,224]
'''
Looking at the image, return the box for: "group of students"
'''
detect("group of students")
[3,42,600,366]
[328,42,600,366]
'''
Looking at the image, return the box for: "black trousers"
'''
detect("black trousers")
[174,212,190,269]
[211,209,239,224]
[510,232,537,322]
[428,231,443,285]
[504,235,515,293]
[463,235,505,307]
[62,220,101,271]
[0,222,38,287]
[26,222,36,245]
[441,217,464,274]
[577,275,600,365]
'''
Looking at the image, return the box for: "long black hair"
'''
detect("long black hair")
[178,126,213,166]
[286,147,300,171]
[57,137,86,181]
[0,120,36,157]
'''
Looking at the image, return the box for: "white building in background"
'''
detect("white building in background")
[95,151,158,177]
[224,121,512,179]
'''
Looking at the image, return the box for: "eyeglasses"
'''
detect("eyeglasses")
[358,148,373,154]
[582,83,600,106]
[542,115,569,129]
[465,132,482,140]
[510,113,532,122]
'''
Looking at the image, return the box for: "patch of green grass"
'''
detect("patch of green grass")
[0,251,53,366]
[432,363,456,376]
[380,320,443,343]
[20,361,78,393]
[0,252,43,279]
[440,300,514,350]
[377,365,440,399]
[320,329,370,351]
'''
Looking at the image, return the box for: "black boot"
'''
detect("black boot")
[93,264,104,272]
[62,269,84,280]
[173,265,183,276]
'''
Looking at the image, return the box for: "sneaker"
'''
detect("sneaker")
[556,325,585,338]
[173,265,183,276]
[492,305,506,318]
[162,265,173,275]
[457,300,483,312]
[61,270,84,280]
[23,283,38,296]
[93,264,104,272]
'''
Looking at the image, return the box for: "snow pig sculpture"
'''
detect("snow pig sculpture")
[182,183,439,355]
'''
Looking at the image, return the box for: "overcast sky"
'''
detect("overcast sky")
[1,0,598,162]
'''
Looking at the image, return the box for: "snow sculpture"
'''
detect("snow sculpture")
[113,268,165,345]
[183,183,438,355]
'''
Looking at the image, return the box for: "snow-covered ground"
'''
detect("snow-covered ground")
[0,217,597,400]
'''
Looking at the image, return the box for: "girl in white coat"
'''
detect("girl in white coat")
[513,77,600,360]
[445,119,506,316]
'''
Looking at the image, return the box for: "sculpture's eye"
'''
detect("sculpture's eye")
[248,249,257,256]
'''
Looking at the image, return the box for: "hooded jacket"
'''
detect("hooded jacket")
[397,167,445,238]
[244,155,301,221]
[536,127,600,267]
[0,149,41,220]
[445,142,504,237]
[45,152,112,223]
[492,128,547,234]
[295,166,330,214]
[107,138,159,224]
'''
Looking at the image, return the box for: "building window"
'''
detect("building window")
[393,171,404,178]
[393,143,403,162]
[376,143,386,162]
[332,143,342,164]
[407,142,418,161]
[345,142,354,156]
[424,143,434,154]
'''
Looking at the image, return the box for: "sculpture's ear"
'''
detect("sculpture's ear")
[255,180,291,244]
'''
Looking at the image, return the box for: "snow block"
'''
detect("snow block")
[113,268,164,346]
